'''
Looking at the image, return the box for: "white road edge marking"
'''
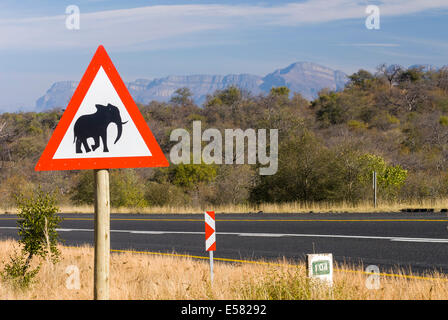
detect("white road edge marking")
[0,227,447,243]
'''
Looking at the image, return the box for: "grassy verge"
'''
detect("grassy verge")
[1,198,447,214]
[0,239,447,299]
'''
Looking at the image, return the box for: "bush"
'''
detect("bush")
[1,249,40,290]
[208,165,256,205]
[16,188,61,264]
[166,163,217,189]
[2,188,61,289]
[0,175,35,209]
[251,131,336,203]
[270,86,290,97]
[439,116,448,126]
[71,169,148,208]
[70,171,94,205]
[145,182,189,207]
[347,120,367,131]
[358,154,407,200]
[110,170,147,208]
[314,92,347,126]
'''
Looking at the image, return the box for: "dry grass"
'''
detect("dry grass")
[53,198,448,214]
[0,239,447,300]
[1,198,447,215]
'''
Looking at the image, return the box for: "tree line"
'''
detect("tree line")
[1,63,447,208]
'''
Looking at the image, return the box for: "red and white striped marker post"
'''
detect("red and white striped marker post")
[204,211,216,282]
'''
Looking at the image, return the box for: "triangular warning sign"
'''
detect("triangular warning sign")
[35,45,169,171]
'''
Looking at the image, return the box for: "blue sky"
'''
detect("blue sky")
[0,0,447,111]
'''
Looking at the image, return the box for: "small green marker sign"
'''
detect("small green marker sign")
[306,253,333,285]
[312,260,330,275]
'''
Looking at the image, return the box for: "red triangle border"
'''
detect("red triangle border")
[35,45,169,171]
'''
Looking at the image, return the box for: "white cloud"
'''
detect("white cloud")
[0,1,447,50]
[337,43,401,47]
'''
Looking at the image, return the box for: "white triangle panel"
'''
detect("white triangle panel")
[53,67,152,159]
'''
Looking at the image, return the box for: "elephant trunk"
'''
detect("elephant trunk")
[114,121,128,144]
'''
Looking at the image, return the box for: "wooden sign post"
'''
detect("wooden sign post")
[94,169,110,299]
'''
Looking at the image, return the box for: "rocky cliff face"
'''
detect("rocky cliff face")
[260,62,348,100]
[127,74,264,105]
[35,62,347,110]
[36,81,79,111]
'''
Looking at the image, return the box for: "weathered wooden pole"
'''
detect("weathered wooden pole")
[94,169,110,300]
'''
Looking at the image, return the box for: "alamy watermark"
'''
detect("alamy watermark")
[170,121,278,175]
[65,265,80,290]
[365,265,381,289]
[365,5,380,30]
[65,5,80,30]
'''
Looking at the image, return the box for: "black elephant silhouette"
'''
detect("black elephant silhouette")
[73,103,127,153]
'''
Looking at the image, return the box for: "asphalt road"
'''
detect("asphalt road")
[1,212,448,274]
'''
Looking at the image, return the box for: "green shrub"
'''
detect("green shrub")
[439,115,448,126]
[347,120,367,130]
[171,163,217,188]
[16,188,61,264]
[110,170,148,208]
[270,86,290,97]
[145,182,189,207]
[1,249,40,290]
[70,171,94,205]
[357,154,407,200]
[2,188,61,289]
[387,114,400,124]
[71,169,148,208]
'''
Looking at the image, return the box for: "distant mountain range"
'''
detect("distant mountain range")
[35,62,348,111]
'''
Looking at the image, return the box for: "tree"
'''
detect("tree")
[270,86,290,97]
[313,91,347,126]
[216,86,242,106]
[144,181,188,207]
[2,188,62,289]
[170,163,217,188]
[170,87,194,106]
[208,165,257,205]
[110,169,148,208]
[15,188,62,264]
[381,165,408,199]
[168,163,217,206]
[348,69,374,89]
[251,131,336,203]
[358,154,407,200]
[438,67,448,93]
[398,67,424,84]
[330,146,368,202]
[71,169,147,207]
[70,171,94,205]
[376,63,403,89]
